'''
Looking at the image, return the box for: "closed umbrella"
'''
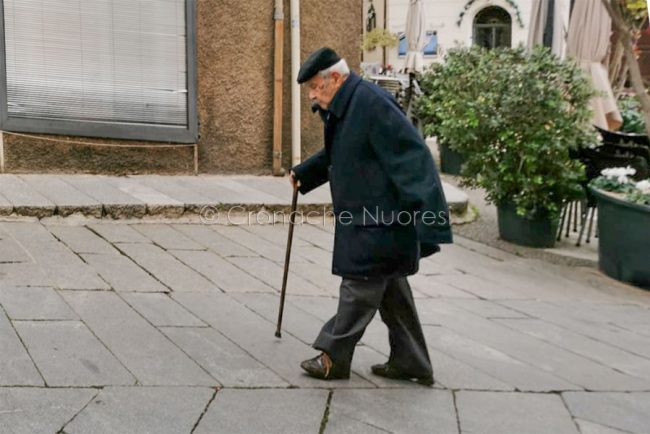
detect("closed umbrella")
[527,0,549,48]
[403,0,426,73]
[567,0,622,130]
[528,0,570,59]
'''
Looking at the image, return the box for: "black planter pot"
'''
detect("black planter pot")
[590,187,650,289]
[497,202,558,248]
[438,142,465,175]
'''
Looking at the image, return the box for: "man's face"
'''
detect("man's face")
[307,72,344,110]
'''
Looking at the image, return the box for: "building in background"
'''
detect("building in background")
[0,0,362,174]
[363,0,535,71]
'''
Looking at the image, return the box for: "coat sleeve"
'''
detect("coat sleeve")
[291,148,330,194]
[367,95,452,251]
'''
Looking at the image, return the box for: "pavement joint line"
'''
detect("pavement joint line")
[318,389,333,434]
[55,289,140,387]
[0,302,47,387]
[452,390,461,434]
[492,317,650,380]
[85,225,176,294]
[56,388,102,434]
[113,291,222,386]
[171,293,297,387]
[558,390,584,434]
[502,305,650,362]
[164,249,228,294]
[190,387,219,434]
[48,227,115,291]
[425,320,594,391]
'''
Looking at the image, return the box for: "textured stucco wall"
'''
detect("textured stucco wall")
[3,0,362,175]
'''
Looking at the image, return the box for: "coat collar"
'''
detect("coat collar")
[328,72,362,119]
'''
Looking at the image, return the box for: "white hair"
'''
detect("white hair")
[318,58,350,78]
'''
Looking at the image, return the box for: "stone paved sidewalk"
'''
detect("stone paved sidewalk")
[0,219,649,433]
[0,174,469,219]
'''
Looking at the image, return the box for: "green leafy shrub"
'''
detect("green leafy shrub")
[618,95,646,134]
[417,46,596,219]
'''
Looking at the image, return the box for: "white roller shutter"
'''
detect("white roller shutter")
[3,0,188,127]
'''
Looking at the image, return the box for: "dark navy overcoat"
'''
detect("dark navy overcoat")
[292,72,452,280]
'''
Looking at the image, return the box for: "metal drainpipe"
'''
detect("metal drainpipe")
[272,0,285,176]
[290,0,301,167]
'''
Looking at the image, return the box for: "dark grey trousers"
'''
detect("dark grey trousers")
[313,277,433,378]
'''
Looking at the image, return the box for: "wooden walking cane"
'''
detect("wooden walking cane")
[275,184,299,338]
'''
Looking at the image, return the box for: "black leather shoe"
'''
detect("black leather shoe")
[301,353,350,380]
[371,363,434,386]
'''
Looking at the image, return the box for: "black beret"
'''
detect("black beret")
[297,47,341,84]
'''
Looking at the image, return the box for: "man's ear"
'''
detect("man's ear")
[330,72,342,83]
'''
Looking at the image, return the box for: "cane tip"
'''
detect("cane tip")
[275,331,282,338]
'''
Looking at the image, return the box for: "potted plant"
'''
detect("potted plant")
[418,46,595,247]
[589,167,650,288]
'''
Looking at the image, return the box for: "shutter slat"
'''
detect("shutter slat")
[4,0,188,126]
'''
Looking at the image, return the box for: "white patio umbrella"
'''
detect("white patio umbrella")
[528,0,570,59]
[527,0,549,48]
[403,0,426,73]
[567,0,622,130]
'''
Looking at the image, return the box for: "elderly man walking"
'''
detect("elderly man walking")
[290,48,452,386]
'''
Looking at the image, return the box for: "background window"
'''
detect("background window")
[473,6,512,49]
[0,0,197,143]
[398,31,438,57]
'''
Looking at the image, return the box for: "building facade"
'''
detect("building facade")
[363,0,537,71]
[0,0,362,174]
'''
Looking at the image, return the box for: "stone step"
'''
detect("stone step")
[0,174,470,221]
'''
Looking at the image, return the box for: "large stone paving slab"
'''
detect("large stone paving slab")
[0,311,43,386]
[501,300,650,359]
[0,222,109,290]
[0,191,13,215]
[64,386,214,434]
[0,286,77,320]
[169,249,274,293]
[227,256,325,295]
[131,223,205,250]
[195,389,329,434]
[0,387,97,434]
[60,291,216,386]
[415,299,650,391]
[172,292,374,388]
[172,224,255,257]
[161,327,289,388]
[495,318,650,382]
[456,391,579,434]
[121,293,207,326]
[19,175,102,217]
[14,321,135,387]
[81,253,169,293]
[59,175,146,218]
[106,177,184,216]
[116,243,217,292]
[47,224,118,255]
[422,325,579,392]
[563,392,650,434]
[326,389,457,434]
[87,223,151,244]
[0,174,55,217]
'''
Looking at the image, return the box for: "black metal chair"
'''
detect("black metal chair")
[557,144,649,246]
[595,125,650,149]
